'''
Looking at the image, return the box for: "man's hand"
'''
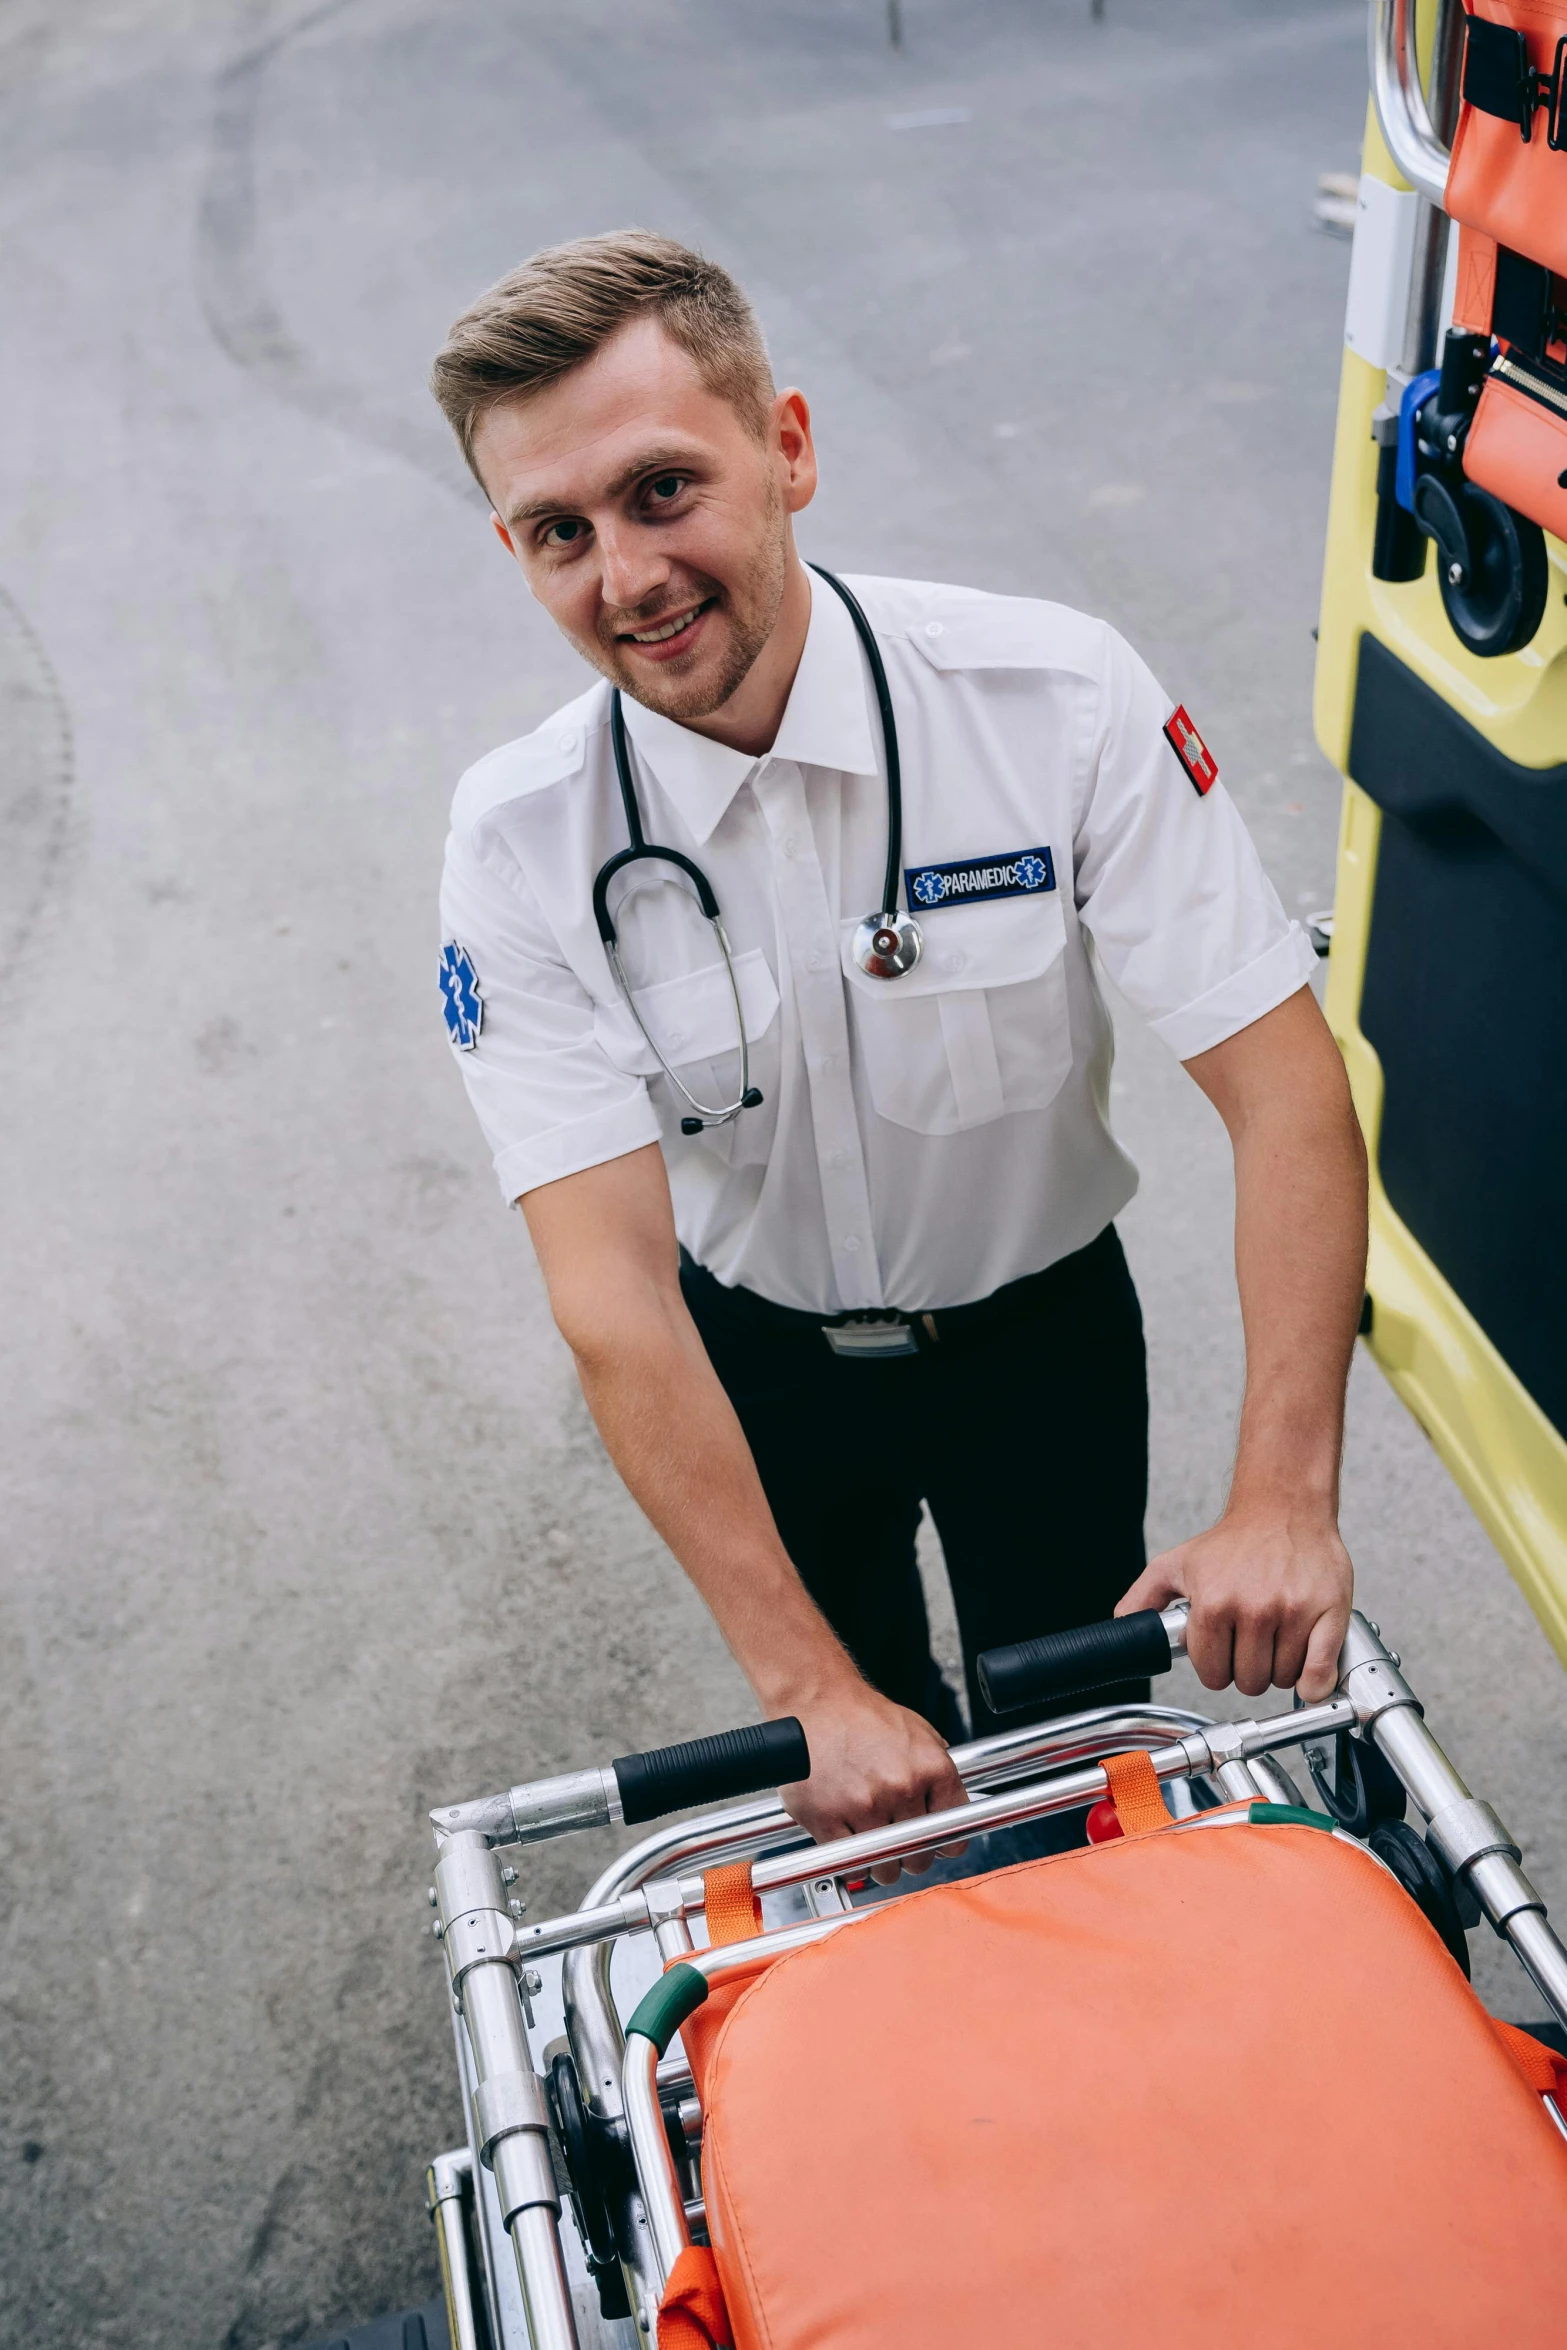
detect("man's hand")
[1117,1501,1353,1702]
[778,1678,968,1884]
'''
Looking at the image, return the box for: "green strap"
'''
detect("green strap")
[1248,1801,1333,1832]
[625,1963,710,2056]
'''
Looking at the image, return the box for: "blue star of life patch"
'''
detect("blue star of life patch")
[905,846,1056,909]
[438,940,484,1051]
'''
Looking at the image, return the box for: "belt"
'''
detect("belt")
[679,1225,1122,1361]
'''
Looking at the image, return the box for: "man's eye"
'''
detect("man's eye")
[648,475,685,503]
[542,517,587,548]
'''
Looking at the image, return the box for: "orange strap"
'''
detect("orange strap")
[1492,2016,1567,2104]
[703,1858,762,1946]
[1452,223,1498,336]
[658,2243,733,2349]
[1101,1750,1168,1838]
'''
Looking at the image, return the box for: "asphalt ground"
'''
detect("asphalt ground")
[1,2,1563,2343]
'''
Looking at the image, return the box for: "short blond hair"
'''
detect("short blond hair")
[430,230,775,485]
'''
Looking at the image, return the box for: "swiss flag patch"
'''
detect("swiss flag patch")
[1164,705,1218,796]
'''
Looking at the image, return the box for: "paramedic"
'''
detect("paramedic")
[428,232,1369,1849]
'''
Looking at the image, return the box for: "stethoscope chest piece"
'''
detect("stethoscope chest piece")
[852,908,924,979]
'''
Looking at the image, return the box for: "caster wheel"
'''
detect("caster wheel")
[1369,1819,1472,1977]
[1423,478,1548,658]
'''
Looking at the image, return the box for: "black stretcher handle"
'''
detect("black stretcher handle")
[611,1717,810,1826]
[976,1609,1174,1715]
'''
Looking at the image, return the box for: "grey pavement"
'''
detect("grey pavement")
[1,2,1562,2344]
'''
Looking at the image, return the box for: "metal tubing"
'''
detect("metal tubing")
[1369,0,1453,206]
[544,1700,1356,1984]
[691,1912,858,1982]
[624,2033,690,2289]
[1396,3,1464,379]
[427,2151,484,2350]
[729,1700,1356,1902]
[1508,1910,1567,2030]
[1249,1754,1307,1809]
[510,2203,581,2350]
[564,1702,1213,2118]
[1368,1704,1567,2029]
[510,1891,653,1964]
[622,1917,863,2288]
[578,1701,1212,1917]
[1338,1616,1567,2031]
[436,1832,579,2350]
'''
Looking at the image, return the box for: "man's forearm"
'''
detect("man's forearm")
[562,1276,857,1708]
[1227,1063,1368,1511]
[1119,988,1367,1699]
[520,1145,967,1847]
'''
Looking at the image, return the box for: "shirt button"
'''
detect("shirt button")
[941,949,966,974]
[842,1234,861,1253]
[824,1147,849,1168]
[666,1028,686,1050]
[559,730,579,753]
[781,833,799,858]
[924,621,944,639]
[807,948,828,971]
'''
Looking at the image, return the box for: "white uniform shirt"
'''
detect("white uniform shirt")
[439,572,1316,1314]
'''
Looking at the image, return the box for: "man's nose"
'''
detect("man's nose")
[597,523,670,617]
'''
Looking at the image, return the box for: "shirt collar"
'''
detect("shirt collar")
[617,568,882,846]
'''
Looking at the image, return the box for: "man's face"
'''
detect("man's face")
[473,316,816,724]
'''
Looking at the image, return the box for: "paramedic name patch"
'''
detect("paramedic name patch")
[1164,705,1219,796]
[906,847,1056,910]
[439,939,484,1050]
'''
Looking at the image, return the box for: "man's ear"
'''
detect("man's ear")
[491,514,517,557]
[773,387,818,516]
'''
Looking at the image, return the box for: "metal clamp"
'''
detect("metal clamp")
[1337,1615,1424,1731]
[474,2068,561,2233]
[1467,1851,1547,1930]
[1425,1797,1521,1877]
[433,1767,621,1850]
[473,2067,552,2166]
[442,1907,518,1990]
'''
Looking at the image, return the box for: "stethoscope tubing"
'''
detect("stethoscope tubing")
[594,564,907,1128]
[807,564,904,921]
[603,924,755,1126]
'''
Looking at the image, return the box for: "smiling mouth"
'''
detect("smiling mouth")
[619,598,714,648]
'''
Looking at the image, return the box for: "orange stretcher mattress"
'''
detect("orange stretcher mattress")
[694,1817,1567,2348]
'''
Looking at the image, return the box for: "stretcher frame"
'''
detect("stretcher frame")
[422,1607,1567,2350]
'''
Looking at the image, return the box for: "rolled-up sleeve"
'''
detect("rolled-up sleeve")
[1072,627,1318,1061]
[440,824,661,1203]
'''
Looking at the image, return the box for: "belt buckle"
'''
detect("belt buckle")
[821,1315,920,1359]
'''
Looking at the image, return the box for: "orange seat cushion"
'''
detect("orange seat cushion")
[698,1821,1567,2348]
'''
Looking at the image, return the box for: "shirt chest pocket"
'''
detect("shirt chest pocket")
[592,947,781,1164]
[839,894,1072,1134]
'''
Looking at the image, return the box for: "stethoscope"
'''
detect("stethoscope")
[591,564,923,1136]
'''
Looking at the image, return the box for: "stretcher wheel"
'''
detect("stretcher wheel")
[1431,481,1548,659]
[547,2052,632,2320]
[1368,1820,1472,1977]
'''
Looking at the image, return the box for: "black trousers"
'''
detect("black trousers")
[680,1223,1150,1746]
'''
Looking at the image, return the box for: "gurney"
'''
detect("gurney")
[422,1606,1567,2349]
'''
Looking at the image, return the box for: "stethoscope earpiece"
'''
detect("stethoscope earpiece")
[595,566,920,1135]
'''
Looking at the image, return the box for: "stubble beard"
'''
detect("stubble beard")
[595,484,789,725]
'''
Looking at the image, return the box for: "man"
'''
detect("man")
[429,230,1368,1850]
